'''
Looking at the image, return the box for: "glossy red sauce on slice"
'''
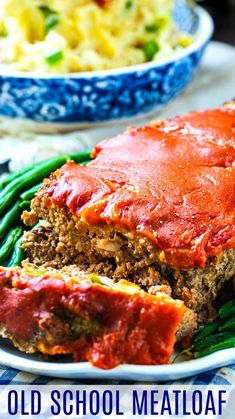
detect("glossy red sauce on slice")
[0,268,184,369]
[44,104,235,269]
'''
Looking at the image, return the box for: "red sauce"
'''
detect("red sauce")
[44,104,235,269]
[0,268,184,369]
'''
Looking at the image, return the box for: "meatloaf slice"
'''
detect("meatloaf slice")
[22,103,235,330]
[0,265,185,369]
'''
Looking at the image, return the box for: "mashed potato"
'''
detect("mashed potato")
[0,0,192,72]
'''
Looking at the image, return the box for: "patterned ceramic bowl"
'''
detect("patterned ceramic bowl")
[0,1,213,129]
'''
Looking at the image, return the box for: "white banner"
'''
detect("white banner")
[0,385,233,418]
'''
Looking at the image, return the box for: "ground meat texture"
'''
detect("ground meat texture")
[22,197,235,331]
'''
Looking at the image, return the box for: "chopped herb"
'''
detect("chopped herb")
[39,6,59,34]
[145,23,159,33]
[90,273,113,288]
[39,6,55,18]
[45,48,63,66]
[90,273,102,284]
[142,40,159,61]
[125,0,134,10]
[45,14,59,34]
[145,16,170,33]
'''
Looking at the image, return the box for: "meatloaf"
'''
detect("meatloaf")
[22,102,235,333]
[0,265,184,369]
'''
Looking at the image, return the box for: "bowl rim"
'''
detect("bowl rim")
[0,6,213,80]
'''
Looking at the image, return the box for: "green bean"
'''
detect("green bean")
[20,183,42,201]
[0,196,19,219]
[45,48,63,66]
[0,151,91,190]
[219,317,235,332]
[0,226,23,265]
[0,160,50,190]
[0,151,91,195]
[8,236,24,267]
[194,337,235,359]
[19,201,31,211]
[0,151,92,200]
[0,191,14,214]
[219,299,235,319]
[193,332,233,352]
[0,166,34,189]
[0,156,66,200]
[0,175,11,191]
[0,158,65,218]
[68,151,91,163]
[0,202,21,241]
[193,317,225,344]
[80,160,92,166]
[0,151,92,218]
[0,151,92,262]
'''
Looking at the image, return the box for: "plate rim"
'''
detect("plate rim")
[1,344,235,381]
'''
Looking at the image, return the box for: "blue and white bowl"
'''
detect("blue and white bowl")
[0,1,213,129]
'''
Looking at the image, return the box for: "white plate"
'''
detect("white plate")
[0,339,235,381]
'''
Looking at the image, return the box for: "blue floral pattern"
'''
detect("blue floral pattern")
[0,1,209,124]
